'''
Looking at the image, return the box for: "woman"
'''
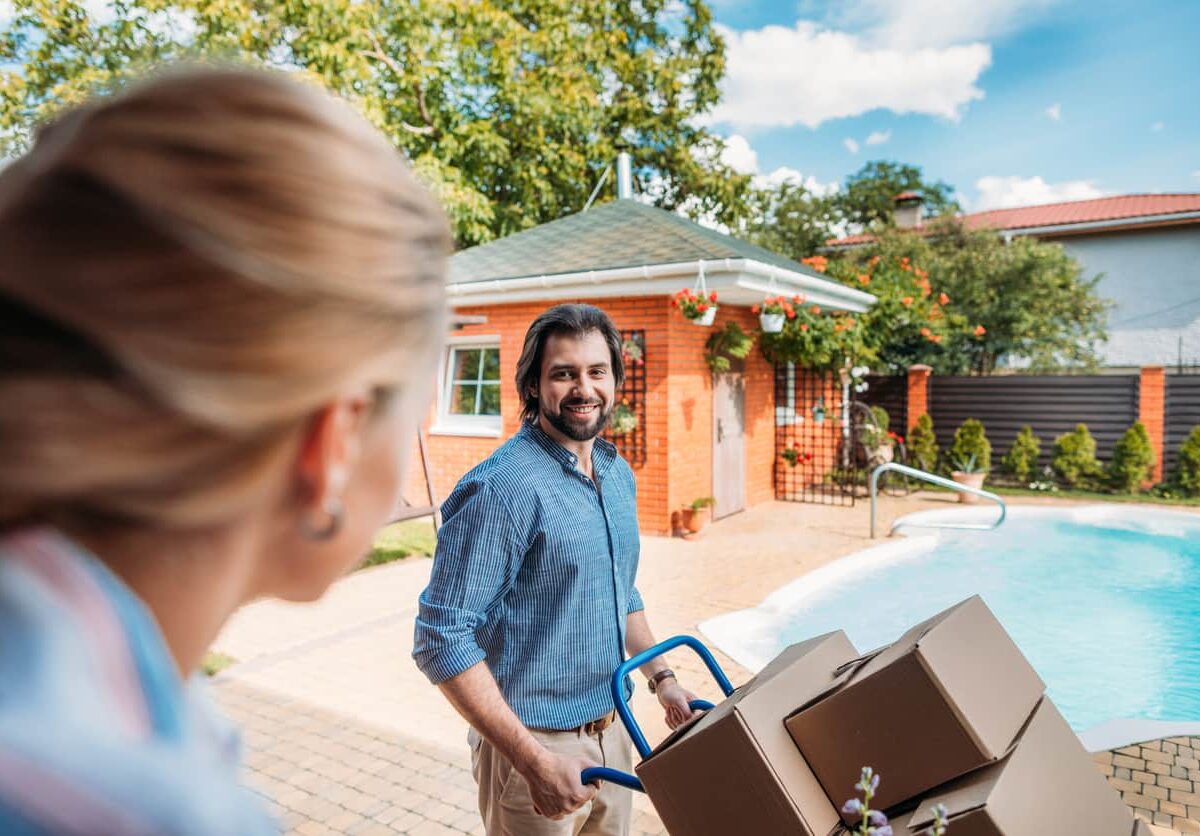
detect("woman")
[0,66,449,833]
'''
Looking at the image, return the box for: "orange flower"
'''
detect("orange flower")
[793,294,805,304]
[915,268,928,279]
[845,317,856,327]
[801,255,828,273]
[751,305,760,314]
[857,273,870,285]
[974,324,987,337]
[931,334,943,344]
[800,323,809,332]
[810,305,821,315]
[783,303,794,315]
[786,310,796,320]
[869,255,881,266]
[901,296,913,307]
[920,327,932,337]
[938,292,950,305]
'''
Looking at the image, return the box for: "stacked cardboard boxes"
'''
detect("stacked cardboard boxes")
[636,596,1135,835]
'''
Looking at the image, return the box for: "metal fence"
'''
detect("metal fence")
[1165,374,1200,476]
[861,374,907,435]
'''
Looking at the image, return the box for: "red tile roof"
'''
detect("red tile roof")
[827,193,1200,247]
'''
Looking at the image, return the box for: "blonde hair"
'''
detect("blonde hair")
[0,66,450,531]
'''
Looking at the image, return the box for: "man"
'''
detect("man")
[414,303,697,835]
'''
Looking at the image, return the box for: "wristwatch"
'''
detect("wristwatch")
[647,668,676,694]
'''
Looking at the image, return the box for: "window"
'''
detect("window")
[434,341,502,436]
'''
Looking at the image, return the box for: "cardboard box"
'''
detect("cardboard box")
[635,631,858,836]
[785,596,1045,820]
[1131,820,1154,836]
[903,698,1133,835]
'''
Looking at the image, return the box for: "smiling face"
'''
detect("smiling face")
[535,329,616,443]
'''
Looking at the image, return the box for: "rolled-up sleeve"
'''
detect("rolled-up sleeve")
[627,584,644,615]
[413,481,524,684]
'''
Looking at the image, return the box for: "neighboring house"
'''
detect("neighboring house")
[407,194,873,535]
[828,194,1200,369]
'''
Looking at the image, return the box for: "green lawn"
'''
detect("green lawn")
[360,516,438,569]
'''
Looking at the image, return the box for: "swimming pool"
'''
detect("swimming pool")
[700,505,1200,739]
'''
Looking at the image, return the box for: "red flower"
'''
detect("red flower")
[697,302,708,313]
[974,324,987,337]
[857,274,870,285]
[786,310,796,320]
[709,291,719,303]
[751,305,761,314]
[938,292,950,305]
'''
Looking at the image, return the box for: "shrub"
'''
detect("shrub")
[1107,422,1155,493]
[949,418,991,474]
[907,414,939,472]
[1002,425,1041,483]
[1177,426,1200,496]
[1052,423,1102,488]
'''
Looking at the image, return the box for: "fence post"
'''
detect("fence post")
[1139,365,1165,484]
[906,364,932,432]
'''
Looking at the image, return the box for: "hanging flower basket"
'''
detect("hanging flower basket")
[673,288,718,327]
[760,313,785,333]
[609,402,638,436]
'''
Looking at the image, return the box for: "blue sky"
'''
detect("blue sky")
[703,0,1200,210]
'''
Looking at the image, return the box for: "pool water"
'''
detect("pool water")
[701,507,1200,732]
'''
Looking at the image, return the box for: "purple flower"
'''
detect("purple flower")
[842,798,863,816]
[868,810,888,826]
[868,826,893,836]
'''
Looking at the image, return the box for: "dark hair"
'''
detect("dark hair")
[515,304,624,423]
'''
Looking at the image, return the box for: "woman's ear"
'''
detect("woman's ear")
[295,395,371,511]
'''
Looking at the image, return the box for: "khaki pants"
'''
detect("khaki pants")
[469,722,634,836]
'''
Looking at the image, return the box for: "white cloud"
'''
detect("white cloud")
[843,137,860,154]
[865,130,892,146]
[1044,103,1062,122]
[831,0,1059,49]
[1192,170,1200,180]
[709,22,991,130]
[1152,121,1165,132]
[719,134,759,175]
[975,175,1107,210]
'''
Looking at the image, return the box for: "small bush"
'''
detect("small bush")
[907,414,939,472]
[861,405,891,448]
[949,418,991,473]
[1052,423,1103,488]
[1176,426,1200,496]
[1107,422,1155,493]
[1002,425,1042,483]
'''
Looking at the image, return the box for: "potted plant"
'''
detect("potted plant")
[681,496,715,534]
[673,288,718,326]
[620,334,644,367]
[609,401,638,436]
[751,295,798,333]
[781,442,813,468]
[950,454,986,502]
[859,406,896,468]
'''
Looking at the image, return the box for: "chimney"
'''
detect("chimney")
[893,191,923,229]
[616,151,633,199]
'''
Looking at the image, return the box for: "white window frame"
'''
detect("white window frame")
[775,362,803,426]
[432,335,503,437]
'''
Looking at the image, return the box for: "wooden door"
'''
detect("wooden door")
[713,372,746,519]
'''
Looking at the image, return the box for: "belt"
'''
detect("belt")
[533,711,619,737]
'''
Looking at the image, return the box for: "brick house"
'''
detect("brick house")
[406,197,874,535]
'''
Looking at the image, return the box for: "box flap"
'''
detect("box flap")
[914,596,1044,759]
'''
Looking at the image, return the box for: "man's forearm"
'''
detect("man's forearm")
[625,610,669,681]
[438,661,548,776]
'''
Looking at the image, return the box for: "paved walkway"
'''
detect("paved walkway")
[209,493,1157,834]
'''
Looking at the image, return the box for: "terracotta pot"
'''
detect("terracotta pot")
[682,507,710,533]
[760,312,785,333]
[691,306,718,327]
[867,444,894,469]
[951,471,986,503]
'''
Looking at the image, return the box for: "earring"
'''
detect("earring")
[300,497,344,541]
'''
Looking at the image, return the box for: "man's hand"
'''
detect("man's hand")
[521,750,600,820]
[656,679,701,730]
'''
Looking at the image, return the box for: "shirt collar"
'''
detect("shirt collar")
[519,421,617,478]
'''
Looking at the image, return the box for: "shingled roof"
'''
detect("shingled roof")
[450,199,829,284]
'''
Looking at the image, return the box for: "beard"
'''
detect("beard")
[542,397,611,442]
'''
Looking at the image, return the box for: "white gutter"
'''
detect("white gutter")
[446,257,876,312]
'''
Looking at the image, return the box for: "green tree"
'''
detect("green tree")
[1052,424,1103,488]
[907,414,939,473]
[742,180,839,261]
[1002,425,1041,483]
[1176,426,1200,496]
[829,218,1108,373]
[1108,422,1154,493]
[949,418,991,473]
[0,0,749,247]
[837,160,959,230]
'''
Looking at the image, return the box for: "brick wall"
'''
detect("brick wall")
[401,296,777,536]
[1140,366,1166,483]
[1094,736,1200,832]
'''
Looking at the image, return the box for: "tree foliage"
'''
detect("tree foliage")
[838,160,958,230]
[1002,425,1042,483]
[0,0,750,247]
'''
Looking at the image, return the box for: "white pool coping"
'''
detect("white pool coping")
[699,503,1200,753]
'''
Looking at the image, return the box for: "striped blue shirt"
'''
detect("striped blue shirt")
[413,421,643,730]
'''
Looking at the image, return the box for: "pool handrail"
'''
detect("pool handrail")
[870,462,1006,538]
